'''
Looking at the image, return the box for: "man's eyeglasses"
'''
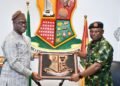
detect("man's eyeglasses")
[14,20,26,25]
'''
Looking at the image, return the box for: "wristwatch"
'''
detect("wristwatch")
[78,73,83,78]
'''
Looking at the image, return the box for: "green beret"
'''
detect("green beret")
[89,21,103,29]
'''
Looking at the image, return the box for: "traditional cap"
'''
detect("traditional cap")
[89,21,103,29]
[12,10,25,21]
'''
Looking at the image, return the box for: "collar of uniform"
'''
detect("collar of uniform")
[91,37,104,44]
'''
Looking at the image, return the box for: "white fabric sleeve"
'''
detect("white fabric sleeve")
[2,40,32,78]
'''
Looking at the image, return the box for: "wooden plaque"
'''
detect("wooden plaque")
[38,53,78,79]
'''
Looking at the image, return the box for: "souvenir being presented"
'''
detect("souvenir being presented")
[38,53,78,79]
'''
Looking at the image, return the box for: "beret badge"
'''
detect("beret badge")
[93,22,98,27]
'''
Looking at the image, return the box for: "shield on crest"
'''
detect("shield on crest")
[36,0,76,48]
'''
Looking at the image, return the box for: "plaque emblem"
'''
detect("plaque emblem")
[44,54,72,76]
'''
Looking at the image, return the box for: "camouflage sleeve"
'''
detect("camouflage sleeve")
[93,41,113,65]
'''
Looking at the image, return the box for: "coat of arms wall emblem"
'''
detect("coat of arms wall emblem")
[35,0,78,48]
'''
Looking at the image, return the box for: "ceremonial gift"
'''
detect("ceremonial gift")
[38,53,78,79]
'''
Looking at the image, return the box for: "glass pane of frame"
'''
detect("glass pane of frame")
[38,53,78,80]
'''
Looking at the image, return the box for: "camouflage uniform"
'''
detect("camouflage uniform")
[85,37,113,86]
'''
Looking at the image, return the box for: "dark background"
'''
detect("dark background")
[110,61,120,86]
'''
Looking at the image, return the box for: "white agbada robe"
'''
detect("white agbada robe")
[0,30,33,86]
